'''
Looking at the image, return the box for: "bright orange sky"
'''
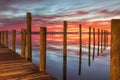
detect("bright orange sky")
[0,20,111,32]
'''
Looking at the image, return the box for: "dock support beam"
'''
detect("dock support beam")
[0,31,1,44]
[107,31,109,47]
[63,21,67,80]
[5,31,8,47]
[40,27,46,72]
[101,30,103,53]
[26,12,32,61]
[21,29,26,58]
[12,30,16,52]
[104,30,106,51]
[4,31,5,45]
[97,29,100,56]
[88,27,91,66]
[78,24,82,75]
[110,19,120,80]
[1,31,4,45]
[92,28,95,60]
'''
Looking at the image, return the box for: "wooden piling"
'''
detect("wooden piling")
[3,31,6,46]
[1,31,2,44]
[26,12,32,61]
[5,31,8,47]
[101,30,103,53]
[107,31,109,47]
[110,19,120,80]
[1,31,4,45]
[106,31,108,47]
[63,21,67,63]
[3,31,5,45]
[92,28,95,60]
[0,31,1,44]
[88,27,91,66]
[104,30,106,51]
[2,31,4,44]
[105,30,107,48]
[40,27,47,72]
[12,30,16,52]
[78,24,82,75]
[105,30,107,49]
[21,29,26,58]
[97,29,100,56]
[63,21,67,80]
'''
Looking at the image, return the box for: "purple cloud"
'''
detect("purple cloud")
[0,0,120,29]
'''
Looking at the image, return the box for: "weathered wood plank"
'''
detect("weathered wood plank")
[26,12,32,62]
[110,19,120,80]
[0,45,56,80]
[40,27,47,72]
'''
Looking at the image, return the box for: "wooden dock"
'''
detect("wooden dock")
[0,45,56,80]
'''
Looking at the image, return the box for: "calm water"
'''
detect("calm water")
[8,33,110,80]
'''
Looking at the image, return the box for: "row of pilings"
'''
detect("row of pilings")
[0,13,47,73]
[0,12,119,80]
[0,22,109,80]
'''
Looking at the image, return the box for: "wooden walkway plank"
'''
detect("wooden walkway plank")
[0,45,56,80]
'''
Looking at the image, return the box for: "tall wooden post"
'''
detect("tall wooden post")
[78,24,82,75]
[1,31,2,44]
[3,31,6,45]
[106,31,108,47]
[101,30,103,53]
[26,12,32,61]
[105,30,107,49]
[5,31,8,47]
[12,30,16,52]
[40,27,46,72]
[88,27,91,66]
[107,31,109,47]
[111,19,120,80]
[2,31,4,45]
[63,21,67,80]
[92,28,95,60]
[97,29,100,56]
[104,30,106,50]
[21,29,26,58]
[0,32,1,44]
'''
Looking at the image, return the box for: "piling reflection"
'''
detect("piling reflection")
[63,56,67,80]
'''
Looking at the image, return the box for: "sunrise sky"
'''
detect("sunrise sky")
[0,0,120,31]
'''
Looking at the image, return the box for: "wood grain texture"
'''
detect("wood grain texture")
[111,19,120,80]
[26,12,32,62]
[0,45,56,80]
[40,27,46,72]
[12,30,16,52]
